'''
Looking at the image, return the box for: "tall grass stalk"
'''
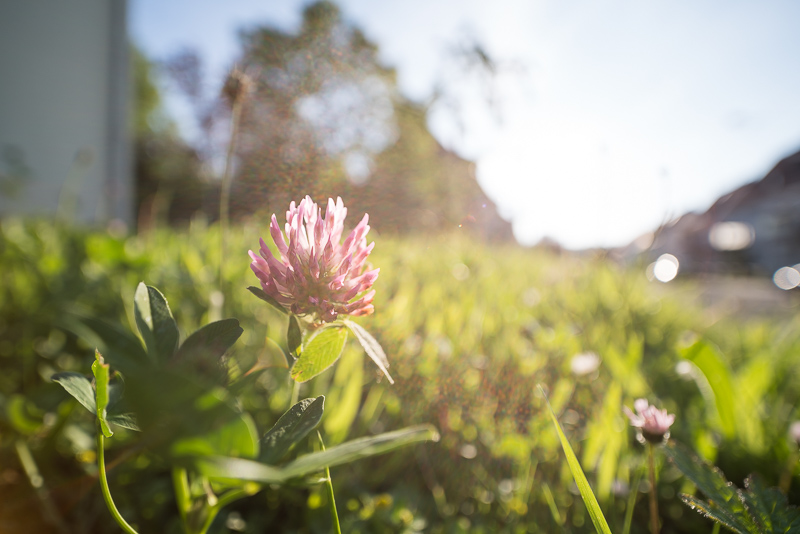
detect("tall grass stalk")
[219,69,251,304]
[318,431,342,534]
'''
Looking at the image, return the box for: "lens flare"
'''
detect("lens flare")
[773,266,800,290]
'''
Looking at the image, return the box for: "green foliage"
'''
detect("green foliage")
[543,387,612,534]
[52,356,140,433]
[134,283,180,363]
[665,441,800,533]
[682,340,737,439]
[3,220,800,532]
[291,325,348,383]
[192,425,438,484]
[343,319,393,384]
[262,397,325,464]
[247,286,287,314]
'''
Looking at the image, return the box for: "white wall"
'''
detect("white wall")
[0,0,131,225]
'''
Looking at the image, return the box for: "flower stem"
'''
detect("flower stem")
[318,432,342,534]
[290,379,300,408]
[648,443,659,534]
[219,72,246,304]
[96,427,139,534]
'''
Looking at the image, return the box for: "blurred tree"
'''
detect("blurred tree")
[132,46,209,230]
[234,1,512,240]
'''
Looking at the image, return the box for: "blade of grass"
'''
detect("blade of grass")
[542,482,563,526]
[318,432,342,534]
[539,384,613,534]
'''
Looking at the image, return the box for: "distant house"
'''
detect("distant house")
[639,150,800,277]
[0,0,131,225]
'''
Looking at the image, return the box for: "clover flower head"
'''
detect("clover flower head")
[624,398,675,444]
[249,196,379,322]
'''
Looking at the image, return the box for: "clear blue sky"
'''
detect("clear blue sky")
[130,0,800,249]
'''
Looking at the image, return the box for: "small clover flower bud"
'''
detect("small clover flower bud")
[624,398,675,445]
[250,196,379,323]
[789,421,800,448]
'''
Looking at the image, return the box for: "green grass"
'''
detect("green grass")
[1,218,799,533]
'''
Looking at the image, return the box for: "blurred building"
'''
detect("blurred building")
[0,0,131,224]
[634,149,800,277]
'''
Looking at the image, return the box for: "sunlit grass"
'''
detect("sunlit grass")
[2,218,800,532]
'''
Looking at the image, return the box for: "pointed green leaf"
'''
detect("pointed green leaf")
[52,372,96,414]
[62,314,148,373]
[681,340,737,438]
[291,326,348,383]
[664,441,756,533]
[173,319,243,378]
[247,286,287,314]
[262,397,325,464]
[190,455,287,485]
[190,425,438,484]
[92,351,113,438]
[540,385,612,534]
[171,412,259,459]
[282,424,438,479]
[106,413,141,432]
[134,282,179,363]
[288,314,302,358]
[343,320,393,384]
[680,494,749,534]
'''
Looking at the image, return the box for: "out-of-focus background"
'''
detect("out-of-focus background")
[2,1,800,533]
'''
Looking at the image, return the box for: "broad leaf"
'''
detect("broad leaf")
[247,286,287,314]
[191,456,287,485]
[541,385,612,534]
[742,475,800,533]
[134,283,179,363]
[92,351,113,438]
[190,425,438,484]
[664,441,756,533]
[291,326,348,383]
[62,314,148,373]
[262,397,325,464]
[740,475,776,533]
[680,495,748,534]
[52,369,140,431]
[173,319,243,379]
[672,460,800,534]
[287,314,302,358]
[52,372,95,414]
[343,320,393,384]
[123,365,246,447]
[172,412,259,459]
